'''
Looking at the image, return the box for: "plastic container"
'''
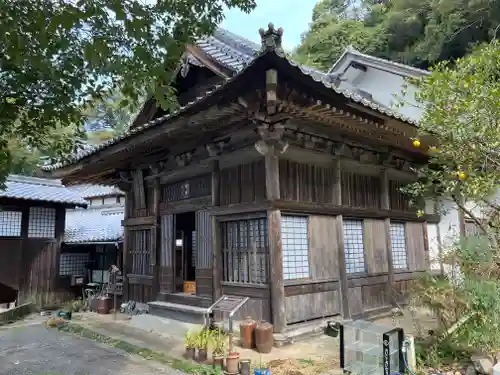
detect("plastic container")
[240,316,257,349]
[255,320,273,354]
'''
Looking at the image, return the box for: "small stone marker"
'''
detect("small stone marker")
[471,354,494,375]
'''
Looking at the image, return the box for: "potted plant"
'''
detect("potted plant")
[196,328,210,363]
[211,330,226,369]
[184,331,197,360]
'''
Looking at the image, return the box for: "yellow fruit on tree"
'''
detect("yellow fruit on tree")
[457,171,466,180]
[412,139,421,148]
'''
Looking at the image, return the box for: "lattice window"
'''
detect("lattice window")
[59,253,89,276]
[281,215,309,280]
[0,210,22,237]
[28,207,56,238]
[343,219,366,274]
[221,217,268,284]
[390,222,408,269]
[130,229,152,275]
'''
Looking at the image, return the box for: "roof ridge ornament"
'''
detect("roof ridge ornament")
[259,23,284,54]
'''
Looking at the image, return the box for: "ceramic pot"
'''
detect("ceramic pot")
[198,348,208,362]
[185,347,196,361]
[225,352,240,374]
[212,355,224,369]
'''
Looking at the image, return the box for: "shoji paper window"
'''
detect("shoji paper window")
[28,207,56,238]
[281,215,309,280]
[0,210,22,237]
[390,222,408,269]
[343,219,366,274]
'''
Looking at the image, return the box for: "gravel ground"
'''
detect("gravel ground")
[0,324,184,375]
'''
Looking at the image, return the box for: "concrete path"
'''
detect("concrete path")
[0,324,184,375]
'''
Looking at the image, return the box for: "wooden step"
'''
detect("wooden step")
[148,301,209,325]
[157,293,212,308]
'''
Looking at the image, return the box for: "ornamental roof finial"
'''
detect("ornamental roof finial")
[258,23,284,53]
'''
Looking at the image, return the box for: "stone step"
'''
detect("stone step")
[148,301,209,325]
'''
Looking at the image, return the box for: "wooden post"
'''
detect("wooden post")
[380,169,395,305]
[151,173,161,299]
[211,160,222,301]
[333,158,342,205]
[265,145,286,333]
[336,214,350,319]
[122,190,132,301]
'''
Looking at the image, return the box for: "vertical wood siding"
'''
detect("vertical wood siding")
[195,210,213,298]
[160,214,174,293]
[219,161,266,205]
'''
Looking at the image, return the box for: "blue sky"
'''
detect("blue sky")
[221,0,318,51]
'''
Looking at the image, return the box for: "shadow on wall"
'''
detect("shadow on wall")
[0,282,17,305]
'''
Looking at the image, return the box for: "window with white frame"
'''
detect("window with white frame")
[281,215,309,280]
[0,210,22,237]
[390,222,408,269]
[28,207,56,238]
[343,219,366,274]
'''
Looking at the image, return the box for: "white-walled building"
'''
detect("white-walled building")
[329,46,464,272]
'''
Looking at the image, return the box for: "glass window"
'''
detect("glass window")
[281,215,309,280]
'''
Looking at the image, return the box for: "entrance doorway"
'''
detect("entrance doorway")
[174,212,196,293]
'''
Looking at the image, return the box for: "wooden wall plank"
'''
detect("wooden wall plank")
[308,215,339,280]
[406,222,426,271]
[363,219,388,274]
[285,290,340,324]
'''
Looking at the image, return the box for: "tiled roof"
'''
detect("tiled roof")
[0,175,87,207]
[44,28,417,172]
[64,206,124,244]
[68,184,123,199]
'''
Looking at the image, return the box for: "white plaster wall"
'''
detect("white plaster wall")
[338,66,424,122]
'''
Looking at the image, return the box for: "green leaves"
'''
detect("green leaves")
[404,41,500,239]
[0,0,256,180]
[292,0,500,71]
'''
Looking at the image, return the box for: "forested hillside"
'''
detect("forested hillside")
[292,0,500,71]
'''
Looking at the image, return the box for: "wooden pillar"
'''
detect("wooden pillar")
[151,173,161,299]
[211,160,222,301]
[265,145,285,333]
[122,190,132,301]
[380,169,395,305]
[333,158,342,205]
[334,159,350,318]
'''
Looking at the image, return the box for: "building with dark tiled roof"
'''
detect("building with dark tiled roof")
[0,175,87,305]
[47,24,434,334]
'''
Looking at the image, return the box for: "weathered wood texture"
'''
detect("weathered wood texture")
[159,214,174,294]
[406,222,428,271]
[284,282,340,324]
[278,160,414,212]
[161,174,212,204]
[195,210,213,298]
[0,203,71,307]
[219,161,266,205]
[308,215,339,279]
[221,283,271,322]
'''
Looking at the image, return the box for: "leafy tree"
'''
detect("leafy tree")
[0,0,256,184]
[293,0,500,70]
[403,41,500,241]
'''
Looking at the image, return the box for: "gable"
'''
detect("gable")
[130,29,260,130]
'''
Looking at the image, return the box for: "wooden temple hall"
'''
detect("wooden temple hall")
[48,24,436,335]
